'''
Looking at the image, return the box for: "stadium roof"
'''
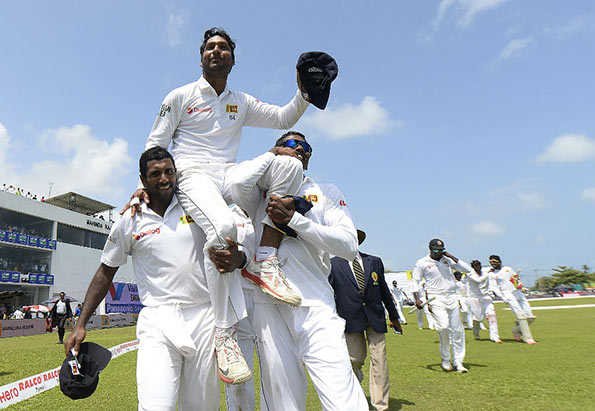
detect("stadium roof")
[45,192,115,215]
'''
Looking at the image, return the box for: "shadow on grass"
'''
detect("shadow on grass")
[389,397,416,409]
[365,396,416,410]
[424,363,487,372]
[0,371,13,377]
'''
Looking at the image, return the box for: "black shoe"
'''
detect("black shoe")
[57,340,63,344]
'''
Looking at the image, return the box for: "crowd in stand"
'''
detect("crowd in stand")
[1,184,45,202]
[0,222,44,238]
[0,256,49,273]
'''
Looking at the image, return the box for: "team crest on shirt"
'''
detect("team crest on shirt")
[303,194,319,203]
[179,215,195,224]
[226,104,238,113]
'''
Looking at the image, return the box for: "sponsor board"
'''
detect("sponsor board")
[0,319,46,338]
[105,282,143,313]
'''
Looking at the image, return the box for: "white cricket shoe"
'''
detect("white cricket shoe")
[526,339,537,345]
[241,257,302,306]
[454,364,469,373]
[441,361,453,372]
[214,329,252,385]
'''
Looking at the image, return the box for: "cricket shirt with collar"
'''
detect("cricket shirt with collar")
[145,76,309,170]
[412,255,472,296]
[101,195,210,307]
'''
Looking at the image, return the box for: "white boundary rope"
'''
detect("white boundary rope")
[0,340,139,409]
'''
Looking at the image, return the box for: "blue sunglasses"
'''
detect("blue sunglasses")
[279,139,312,153]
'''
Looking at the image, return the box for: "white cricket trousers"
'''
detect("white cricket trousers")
[417,305,435,329]
[251,302,369,411]
[393,298,406,323]
[429,294,466,366]
[501,290,533,320]
[469,295,500,340]
[176,156,303,328]
[225,289,264,411]
[136,303,219,411]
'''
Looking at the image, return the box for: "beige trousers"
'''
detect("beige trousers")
[345,326,390,411]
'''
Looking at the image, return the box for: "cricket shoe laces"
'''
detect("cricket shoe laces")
[241,256,302,306]
[214,329,252,385]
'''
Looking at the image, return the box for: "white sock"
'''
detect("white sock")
[255,246,277,262]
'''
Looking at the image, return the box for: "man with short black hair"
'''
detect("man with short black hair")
[230,132,368,410]
[487,255,535,344]
[390,280,408,325]
[67,147,250,409]
[412,239,472,373]
[49,292,72,344]
[125,27,311,382]
[467,260,501,343]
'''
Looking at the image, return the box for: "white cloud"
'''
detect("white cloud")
[580,187,595,203]
[434,0,508,30]
[497,36,534,60]
[1,123,133,202]
[535,133,595,163]
[487,179,549,213]
[470,220,506,237]
[533,235,548,246]
[517,192,547,210]
[543,13,595,40]
[299,96,401,140]
[0,122,10,165]
[165,12,187,47]
[36,125,134,199]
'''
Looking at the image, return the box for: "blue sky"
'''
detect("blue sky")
[1,1,594,285]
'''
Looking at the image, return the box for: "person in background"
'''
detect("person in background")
[49,292,73,344]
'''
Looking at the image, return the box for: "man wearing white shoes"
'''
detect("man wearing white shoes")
[412,239,472,373]
[390,280,408,325]
[467,260,501,343]
[487,255,536,344]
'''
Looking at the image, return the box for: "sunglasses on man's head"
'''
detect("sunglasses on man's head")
[279,139,312,153]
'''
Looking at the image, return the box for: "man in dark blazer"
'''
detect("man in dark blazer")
[329,229,401,411]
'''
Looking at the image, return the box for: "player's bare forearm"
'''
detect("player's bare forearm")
[65,264,118,355]
[77,264,118,328]
[443,251,458,263]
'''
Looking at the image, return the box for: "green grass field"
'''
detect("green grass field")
[1,297,594,410]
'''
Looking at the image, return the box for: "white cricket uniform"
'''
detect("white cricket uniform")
[101,196,219,411]
[416,282,435,330]
[145,76,309,329]
[224,205,262,411]
[455,278,473,328]
[232,155,368,411]
[466,270,500,341]
[390,285,407,323]
[412,255,472,367]
[488,266,533,320]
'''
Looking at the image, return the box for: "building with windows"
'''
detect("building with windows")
[0,190,134,309]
